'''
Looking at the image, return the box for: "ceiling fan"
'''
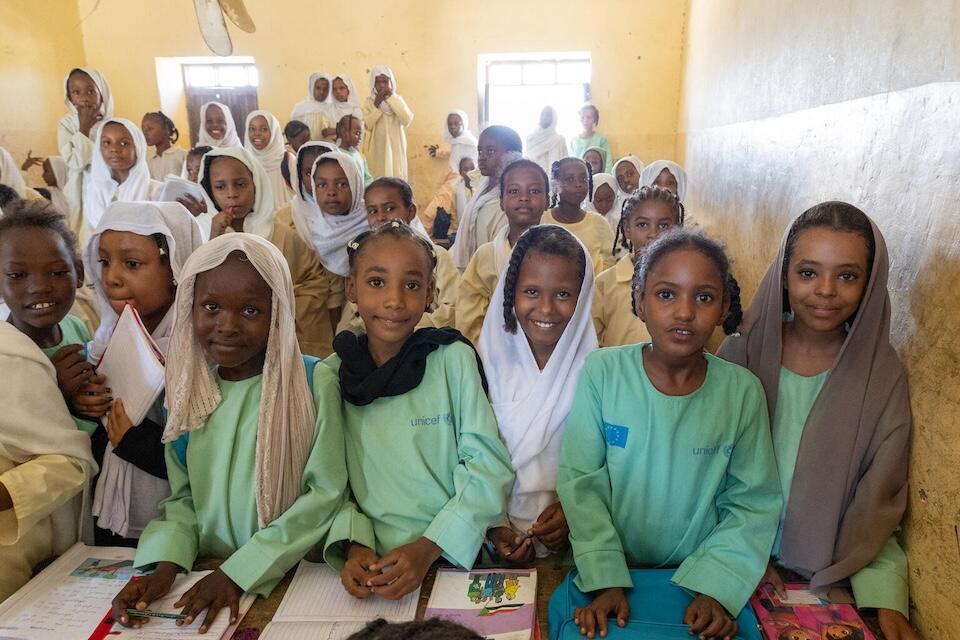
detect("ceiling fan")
[193,0,256,56]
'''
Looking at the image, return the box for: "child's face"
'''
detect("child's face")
[557,161,590,207]
[615,161,640,193]
[204,105,228,139]
[298,150,323,196]
[42,158,58,187]
[625,199,678,257]
[539,107,554,129]
[141,115,167,147]
[313,77,330,102]
[247,115,272,151]
[192,252,272,381]
[346,235,434,365]
[67,70,101,110]
[513,250,581,367]
[459,157,475,180]
[185,156,202,183]
[342,119,363,148]
[447,113,464,138]
[637,248,727,361]
[592,183,615,216]
[501,166,547,230]
[785,228,869,335]
[583,150,603,175]
[653,168,679,195]
[332,77,350,103]
[365,186,415,226]
[288,128,311,153]
[97,230,175,330]
[313,161,353,215]
[579,108,597,131]
[208,157,256,220]
[373,74,392,94]
[477,131,508,177]
[0,227,80,343]
[100,123,137,176]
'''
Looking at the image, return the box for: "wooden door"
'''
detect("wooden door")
[184,87,259,148]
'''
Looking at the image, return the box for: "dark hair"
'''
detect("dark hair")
[144,111,180,144]
[0,184,20,208]
[549,157,593,208]
[502,225,587,333]
[295,145,330,197]
[367,177,414,208]
[498,158,549,199]
[614,185,685,254]
[337,114,362,138]
[187,145,213,159]
[345,618,483,640]
[632,228,743,335]
[480,125,523,152]
[200,155,253,211]
[783,201,876,280]
[579,103,600,125]
[0,199,81,268]
[346,220,438,278]
[283,119,310,140]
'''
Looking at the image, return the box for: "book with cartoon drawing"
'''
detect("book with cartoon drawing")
[425,569,537,640]
[750,583,876,640]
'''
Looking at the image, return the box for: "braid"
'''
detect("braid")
[147,111,179,144]
[501,231,537,334]
[346,220,438,283]
[616,185,685,255]
[551,157,591,210]
[724,273,743,335]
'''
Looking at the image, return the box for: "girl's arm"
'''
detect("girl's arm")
[285,229,335,357]
[110,405,169,479]
[385,95,414,127]
[849,534,909,617]
[362,98,383,127]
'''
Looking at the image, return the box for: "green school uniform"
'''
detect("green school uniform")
[557,343,781,615]
[39,314,97,435]
[134,362,347,596]
[321,341,514,570]
[772,367,909,616]
[568,133,613,172]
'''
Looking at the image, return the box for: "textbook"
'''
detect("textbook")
[750,583,876,640]
[156,174,207,205]
[424,568,538,640]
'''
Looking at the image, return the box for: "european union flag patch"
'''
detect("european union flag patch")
[603,422,629,448]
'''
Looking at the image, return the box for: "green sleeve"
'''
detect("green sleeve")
[219,365,350,596]
[321,494,377,570]
[557,359,632,593]
[671,377,782,616]
[850,534,909,617]
[421,344,514,569]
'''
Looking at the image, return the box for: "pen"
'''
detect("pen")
[125,608,187,620]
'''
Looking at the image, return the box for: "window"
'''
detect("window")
[183,63,259,89]
[478,52,591,142]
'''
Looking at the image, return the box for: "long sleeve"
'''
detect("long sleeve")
[385,95,414,127]
[850,534,910,617]
[273,223,335,357]
[423,247,459,329]
[362,98,384,129]
[112,417,168,479]
[0,455,86,545]
[58,118,94,216]
[322,493,378,569]
[456,250,494,346]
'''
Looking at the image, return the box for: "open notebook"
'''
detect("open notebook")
[156,175,207,204]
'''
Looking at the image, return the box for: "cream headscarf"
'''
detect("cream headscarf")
[163,233,315,527]
[198,101,242,148]
[83,118,156,233]
[61,67,114,128]
[368,65,398,116]
[329,74,362,125]
[585,172,619,229]
[442,110,478,172]
[199,146,276,240]
[290,72,332,120]
[612,156,645,196]
[244,110,290,210]
[640,160,688,201]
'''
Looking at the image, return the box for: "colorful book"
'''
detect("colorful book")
[750,583,876,640]
[425,568,537,640]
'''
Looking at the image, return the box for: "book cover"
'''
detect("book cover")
[750,583,876,640]
[425,569,537,640]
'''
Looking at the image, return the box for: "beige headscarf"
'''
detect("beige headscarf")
[162,233,315,527]
[718,204,911,590]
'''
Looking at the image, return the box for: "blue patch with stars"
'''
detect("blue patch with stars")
[603,421,629,448]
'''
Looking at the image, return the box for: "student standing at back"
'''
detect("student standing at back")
[244,110,293,209]
[290,72,333,141]
[420,111,478,239]
[58,67,114,217]
[197,102,242,148]
[337,115,374,186]
[526,106,569,175]
[543,157,614,272]
[362,66,414,180]
[568,104,612,172]
[328,75,364,136]
[142,111,186,180]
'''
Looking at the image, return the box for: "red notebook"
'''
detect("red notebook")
[750,583,875,640]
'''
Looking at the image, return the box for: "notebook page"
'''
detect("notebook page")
[96,304,165,425]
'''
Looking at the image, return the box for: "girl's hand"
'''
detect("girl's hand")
[111,562,179,628]
[683,594,737,640]
[20,150,44,171]
[878,608,921,640]
[49,344,95,402]
[531,502,570,552]
[425,144,439,158]
[488,526,535,565]
[367,537,441,600]
[321,127,337,140]
[573,587,630,638]
[173,568,242,634]
[177,195,207,217]
[209,211,234,239]
[77,104,102,136]
[341,543,380,599]
[105,398,134,447]
[72,375,112,418]
[759,561,786,598]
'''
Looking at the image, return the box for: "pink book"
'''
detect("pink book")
[750,583,876,640]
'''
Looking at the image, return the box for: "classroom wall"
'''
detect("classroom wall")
[72,0,685,204]
[0,0,86,187]
[678,1,960,636]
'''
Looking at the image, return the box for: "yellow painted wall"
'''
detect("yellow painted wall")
[73,0,685,203]
[0,0,86,186]
[679,1,960,636]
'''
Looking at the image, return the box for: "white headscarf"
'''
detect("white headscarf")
[641,160,688,201]
[46,156,74,223]
[525,106,568,171]
[586,172,620,229]
[479,225,597,552]
[244,110,289,210]
[0,146,27,197]
[612,155,645,196]
[198,101,242,148]
[163,233,315,527]
[61,67,114,127]
[83,118,156,232]
[369,65,397,116]
[199,146,276,239]
[289,141,337,244]
[329,74,362,125]
[442,109,478,172]
[291,151,368,277]
[290,72,332,120]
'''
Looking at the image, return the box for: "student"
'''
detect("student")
[525,106,569,175]
[421,109,479,239]
[58,67,114,217]
[640,160,687,201]
[457,159,548,346]
[39,156,72,218]
[422,155,476,240]
[142,111,186,180]
[362,66,414,180]
[290,72,333,141]
[283,120,312,155]
[718,203,919,640]
[197,101,242,148]
[612,155,644,217]
[173,146,215,221]
[585,172,618,230]
[543,158,614,272]
[568,104,612,171]
[558,228,781,640]
[182,146,212,184]
[428,109,478,176]
[320,221,514,600]
[244,110,293,209]
[200,146,338,357]
[328,74,364,134]
[337,177,459,334]
[0,146,29,198]
[336,115,374,186]
[479,225,597,562]
[593,186,683,348]
[581,146,607,179]
[451,125,523,270]
[82,118,162,242]
[77,201,204,546]
[110,233,347,632]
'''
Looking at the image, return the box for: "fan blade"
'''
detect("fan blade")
[218,0,256,33]
[193,0,233,56]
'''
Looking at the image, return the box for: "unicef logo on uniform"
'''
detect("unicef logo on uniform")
[410,413,453,427]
